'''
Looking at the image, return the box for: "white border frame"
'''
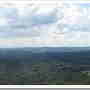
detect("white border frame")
[0,85,89,88]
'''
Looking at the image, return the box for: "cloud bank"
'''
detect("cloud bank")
[0,1,90,47]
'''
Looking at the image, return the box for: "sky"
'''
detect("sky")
[63,1,90,46]
[0,0,90,47]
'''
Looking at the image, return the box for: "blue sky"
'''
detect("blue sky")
[0,6,64,47]
[63,1,90,46]
[0,1,90,47]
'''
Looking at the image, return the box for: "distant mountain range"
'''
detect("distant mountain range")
[1,47,90,52]
[0,47,89,65]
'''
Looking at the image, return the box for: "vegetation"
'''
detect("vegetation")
[0,47,89,84]
[0,61,89,85]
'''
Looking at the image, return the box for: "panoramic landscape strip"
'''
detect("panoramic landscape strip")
[0,0,89,85]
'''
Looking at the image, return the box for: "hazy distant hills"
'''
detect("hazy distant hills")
[1,47,90,52]
[0,47,90,64]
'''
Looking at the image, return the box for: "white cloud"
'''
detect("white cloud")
[0,2,64,47]
[62,1,90,46]
[0,1,90,47]
[0,17,8,26]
